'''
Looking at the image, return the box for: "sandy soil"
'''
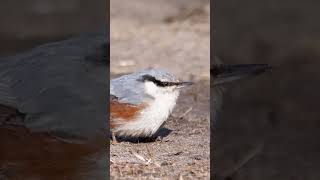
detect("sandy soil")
[110,0,210,179]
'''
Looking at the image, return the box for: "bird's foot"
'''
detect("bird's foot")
[111,132,118,144]
[155,136,163,142]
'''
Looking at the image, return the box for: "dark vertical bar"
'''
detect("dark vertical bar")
[106,0,110,178]
[0,0,109,179]
[210,0,215,179]
[213,0,319,179]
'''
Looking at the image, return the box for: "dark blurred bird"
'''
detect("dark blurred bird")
[211,58,271,124]
[211,57,271,179]
[0,32,108,180]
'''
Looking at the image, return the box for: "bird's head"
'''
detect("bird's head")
[211,59,272,125]
[137,69,193,98]
[212,63,271,86]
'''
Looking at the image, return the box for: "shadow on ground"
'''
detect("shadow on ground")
[113,128,173,143]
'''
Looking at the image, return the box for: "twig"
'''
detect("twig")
[179,173,184,180]
[129,149,161,167]
[179,107,193,119]
[130,150,150,164]
[146,146,161,167]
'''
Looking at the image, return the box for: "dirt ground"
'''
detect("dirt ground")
[110,0,210,179]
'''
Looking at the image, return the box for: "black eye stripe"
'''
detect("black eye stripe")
[138,74,179,87]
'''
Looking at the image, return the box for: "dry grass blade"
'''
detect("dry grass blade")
[178,107,193,119]
[130,150,150,165]
[129,148,162,168]
[146,146,161,168]
[179,173,184,180]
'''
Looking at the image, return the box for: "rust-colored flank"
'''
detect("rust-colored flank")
[0,126,103,180]
[110,97,145,129]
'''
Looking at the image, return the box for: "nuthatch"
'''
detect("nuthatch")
[0,32,108,180]
[211,58,271,179]
[110,69,193,142]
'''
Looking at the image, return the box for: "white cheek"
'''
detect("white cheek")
[144,82,158,96]
[144,82,179,97]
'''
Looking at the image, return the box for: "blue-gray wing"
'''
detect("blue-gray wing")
[110,73,146,105]
[0,33,108,140]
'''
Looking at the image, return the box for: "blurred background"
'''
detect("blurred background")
[110,0,210,80]
[214,0,320,179]
[0,0,106,56]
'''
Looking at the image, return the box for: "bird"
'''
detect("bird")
[0,32,109,180]
[110,68,193,142]
[211,58,271,179]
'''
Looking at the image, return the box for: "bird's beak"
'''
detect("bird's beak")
[211,64,271,86]
[177,81,193,88]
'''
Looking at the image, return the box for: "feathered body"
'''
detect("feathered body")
[110,69,186,138]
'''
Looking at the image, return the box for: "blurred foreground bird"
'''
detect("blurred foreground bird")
[211,58,271,178]
[110,69,193,143]
[0,32,108,180]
